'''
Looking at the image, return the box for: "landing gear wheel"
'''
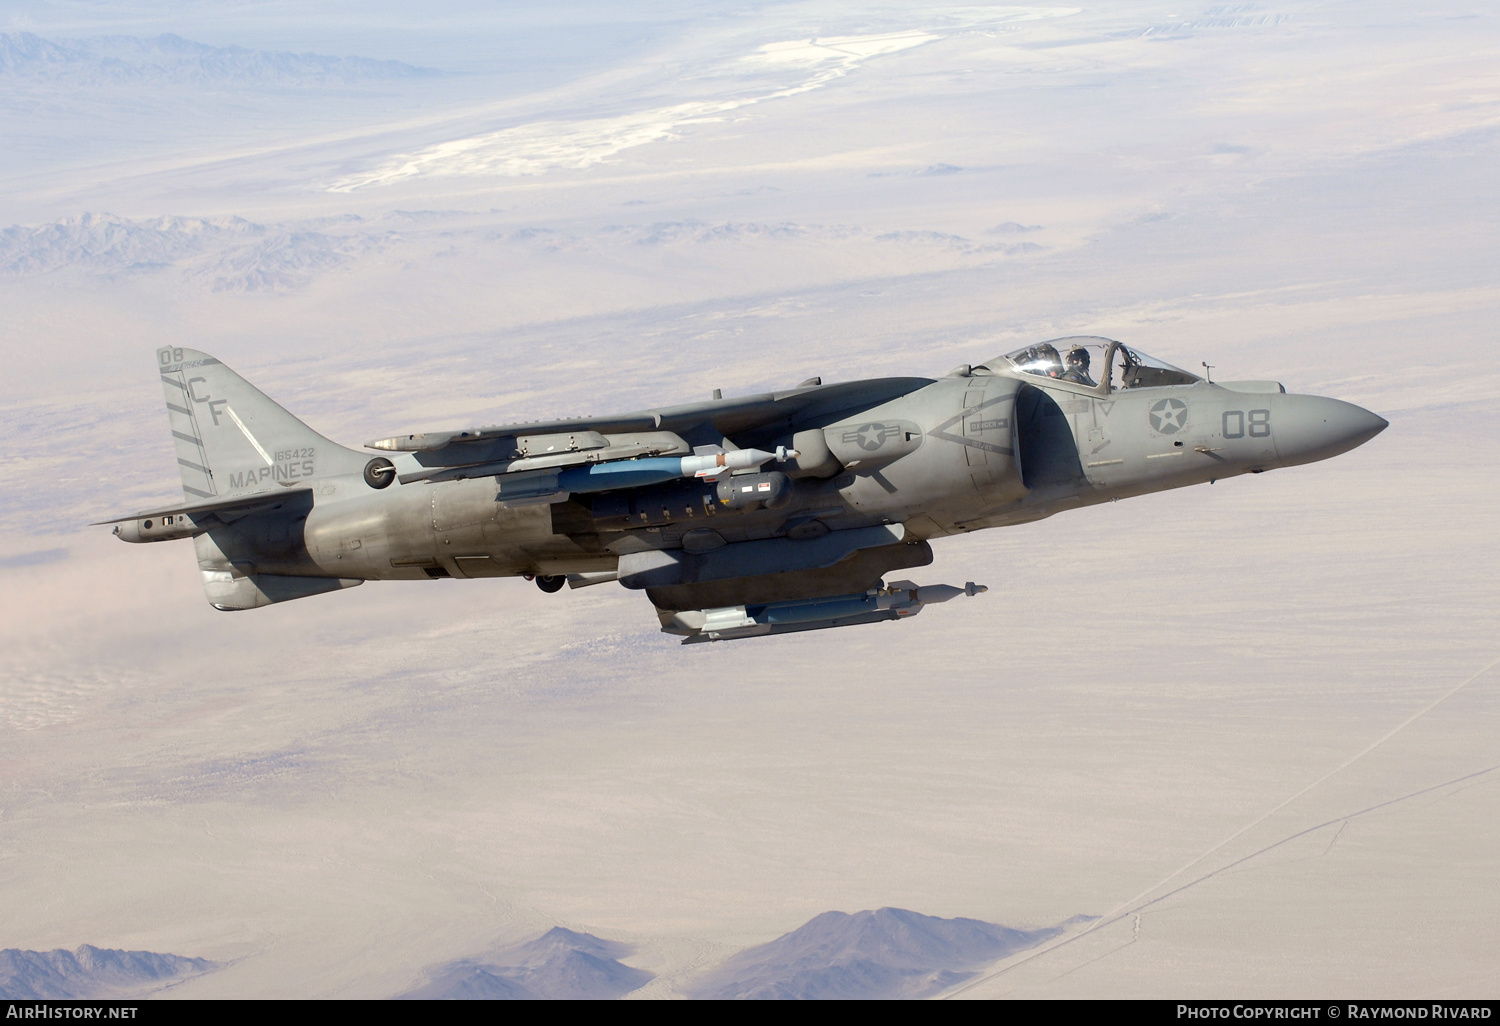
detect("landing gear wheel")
[535,575,566,594]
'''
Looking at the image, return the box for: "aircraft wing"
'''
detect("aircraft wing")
[364,377,934,456]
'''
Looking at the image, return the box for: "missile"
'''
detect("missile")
[680,446,798,479]
[500,448,800,504]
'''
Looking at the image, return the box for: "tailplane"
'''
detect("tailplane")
[156,346,369,499]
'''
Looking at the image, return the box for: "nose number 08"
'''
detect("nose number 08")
[1223,409,1271,439]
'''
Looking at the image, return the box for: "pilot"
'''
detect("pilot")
[1115,346,1141,389]
[1062,346,1095,386]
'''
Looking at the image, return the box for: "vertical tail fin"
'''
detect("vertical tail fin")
[156,346,369,498]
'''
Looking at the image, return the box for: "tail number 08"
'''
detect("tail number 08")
[1223,409,1270,439]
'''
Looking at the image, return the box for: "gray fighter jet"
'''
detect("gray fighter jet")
[102,339,1386,643]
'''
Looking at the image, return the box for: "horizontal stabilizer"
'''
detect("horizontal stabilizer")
[92,487,312,525]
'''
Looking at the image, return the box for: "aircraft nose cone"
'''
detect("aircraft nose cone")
[1273,394,1388,468]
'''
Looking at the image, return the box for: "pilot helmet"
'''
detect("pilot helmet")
[1067,347,1090,368]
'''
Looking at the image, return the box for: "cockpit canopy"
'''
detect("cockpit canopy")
[992,336,1202,390]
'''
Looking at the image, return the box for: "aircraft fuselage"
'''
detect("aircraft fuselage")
[108,339,1386,641]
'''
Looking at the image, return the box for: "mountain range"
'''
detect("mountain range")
[0,945,218,999]
[0,32,437,87]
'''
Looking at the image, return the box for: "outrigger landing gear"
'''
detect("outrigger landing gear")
[533,574,565,594]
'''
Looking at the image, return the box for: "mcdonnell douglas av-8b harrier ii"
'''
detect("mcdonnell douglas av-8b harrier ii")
[103,339,1386,643]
